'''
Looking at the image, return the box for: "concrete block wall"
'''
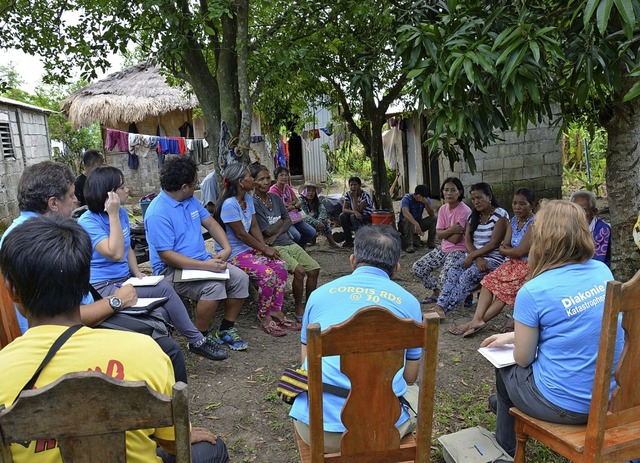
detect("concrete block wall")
[108,152,216,197]
[440,124,562,213]
[0,103,53,224]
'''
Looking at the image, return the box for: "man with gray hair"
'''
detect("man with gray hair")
[2,161,79,333]
[289,225,423,452]
[570,190,611,267]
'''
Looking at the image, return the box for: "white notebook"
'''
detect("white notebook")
[173,268,230,282]
[478,344,516,368]
[122,275,165,286]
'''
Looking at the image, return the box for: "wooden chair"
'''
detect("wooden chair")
[0,280,20,350]
[294,306,440,462]
[0,371,191,463]
[510,271,640,462]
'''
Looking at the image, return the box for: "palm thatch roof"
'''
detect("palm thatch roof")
[61,63,198,128]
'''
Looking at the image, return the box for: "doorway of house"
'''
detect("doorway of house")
[288,132,303,176]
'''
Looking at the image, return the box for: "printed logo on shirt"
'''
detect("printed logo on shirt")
[191,210,199,220]
[562,283,606,317]
[328,285,402,304]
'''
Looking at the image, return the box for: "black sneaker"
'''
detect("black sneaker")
[188,340,229,361]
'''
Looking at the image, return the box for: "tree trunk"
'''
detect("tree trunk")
[362,99,392,211]
[604,94,640,282]
[180,50,223,173]
[236,0,252,160]
[218,10,241,140]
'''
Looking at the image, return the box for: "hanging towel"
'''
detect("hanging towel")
[105,129,129,152]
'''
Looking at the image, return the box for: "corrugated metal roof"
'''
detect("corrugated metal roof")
[0,96,55,114]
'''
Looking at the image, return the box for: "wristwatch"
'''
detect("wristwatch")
[108,296,123,312]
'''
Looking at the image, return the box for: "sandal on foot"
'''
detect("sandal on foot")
[447,324,471,335]
[425,306,446,320]
[275,317,302,331]
[406,246,415,253]
[259,320,287,337]
[421,296,438,304]
[462,323,486,338]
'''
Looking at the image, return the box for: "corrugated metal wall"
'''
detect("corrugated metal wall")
[301,106,332,184]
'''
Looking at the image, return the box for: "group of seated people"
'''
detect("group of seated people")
[0,154,621,461]
[410,179,611,334]
[290,192,621,461]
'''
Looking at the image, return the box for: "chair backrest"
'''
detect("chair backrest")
[306,305,440,462]
[0,281,20,350]
[0,371,191,463]
[584,270,640,456]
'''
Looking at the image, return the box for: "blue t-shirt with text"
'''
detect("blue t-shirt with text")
[514,260,623,414]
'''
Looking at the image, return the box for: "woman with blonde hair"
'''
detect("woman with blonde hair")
[480,200,623,457]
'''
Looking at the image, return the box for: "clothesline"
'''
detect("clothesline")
[104,128,213,170]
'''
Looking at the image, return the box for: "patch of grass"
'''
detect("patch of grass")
[257,372,277,384]
[433,391,568,462]
[228,437,244,452]
[265,390,281,403]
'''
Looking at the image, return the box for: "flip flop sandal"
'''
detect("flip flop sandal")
[447,324,470,336]
[462,324,487,338]
[259,320,287,337]
[275,317,302,331]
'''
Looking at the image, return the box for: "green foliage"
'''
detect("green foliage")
[324,134,371,180]
[398,0,640,172]
[562,121,607,195]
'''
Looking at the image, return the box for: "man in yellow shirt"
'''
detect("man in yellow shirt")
[0,216,228,463]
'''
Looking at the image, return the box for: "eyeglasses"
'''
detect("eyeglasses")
[186,180,200,189]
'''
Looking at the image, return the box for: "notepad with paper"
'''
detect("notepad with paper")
[122,275,165,286]
[477,344,516,368]
[173,268,230,282]
[119,297,168,315]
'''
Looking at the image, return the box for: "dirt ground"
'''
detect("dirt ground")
[173,241,514,463]
[137,179,590,462]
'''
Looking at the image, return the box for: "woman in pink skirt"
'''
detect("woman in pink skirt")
[449,188,535,337]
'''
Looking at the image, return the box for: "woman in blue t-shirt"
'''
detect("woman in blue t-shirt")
[214,163,289,337]
[77,166,221,359]
[480,200,623,456]
[430,182,508,319]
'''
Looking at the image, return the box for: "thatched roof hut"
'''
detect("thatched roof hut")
[61,63,197,129]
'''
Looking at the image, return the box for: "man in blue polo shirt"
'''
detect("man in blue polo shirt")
[144,157,250,356]
[1,161,79,334]
[290,225,423,452]
[398,184,436,253]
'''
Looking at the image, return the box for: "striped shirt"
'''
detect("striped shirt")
[471,207,509,264]
[342,190,374,217]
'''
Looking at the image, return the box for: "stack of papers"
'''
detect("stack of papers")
[477,344,516,368]
[122,275,165,286]
[173,269,231,282]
